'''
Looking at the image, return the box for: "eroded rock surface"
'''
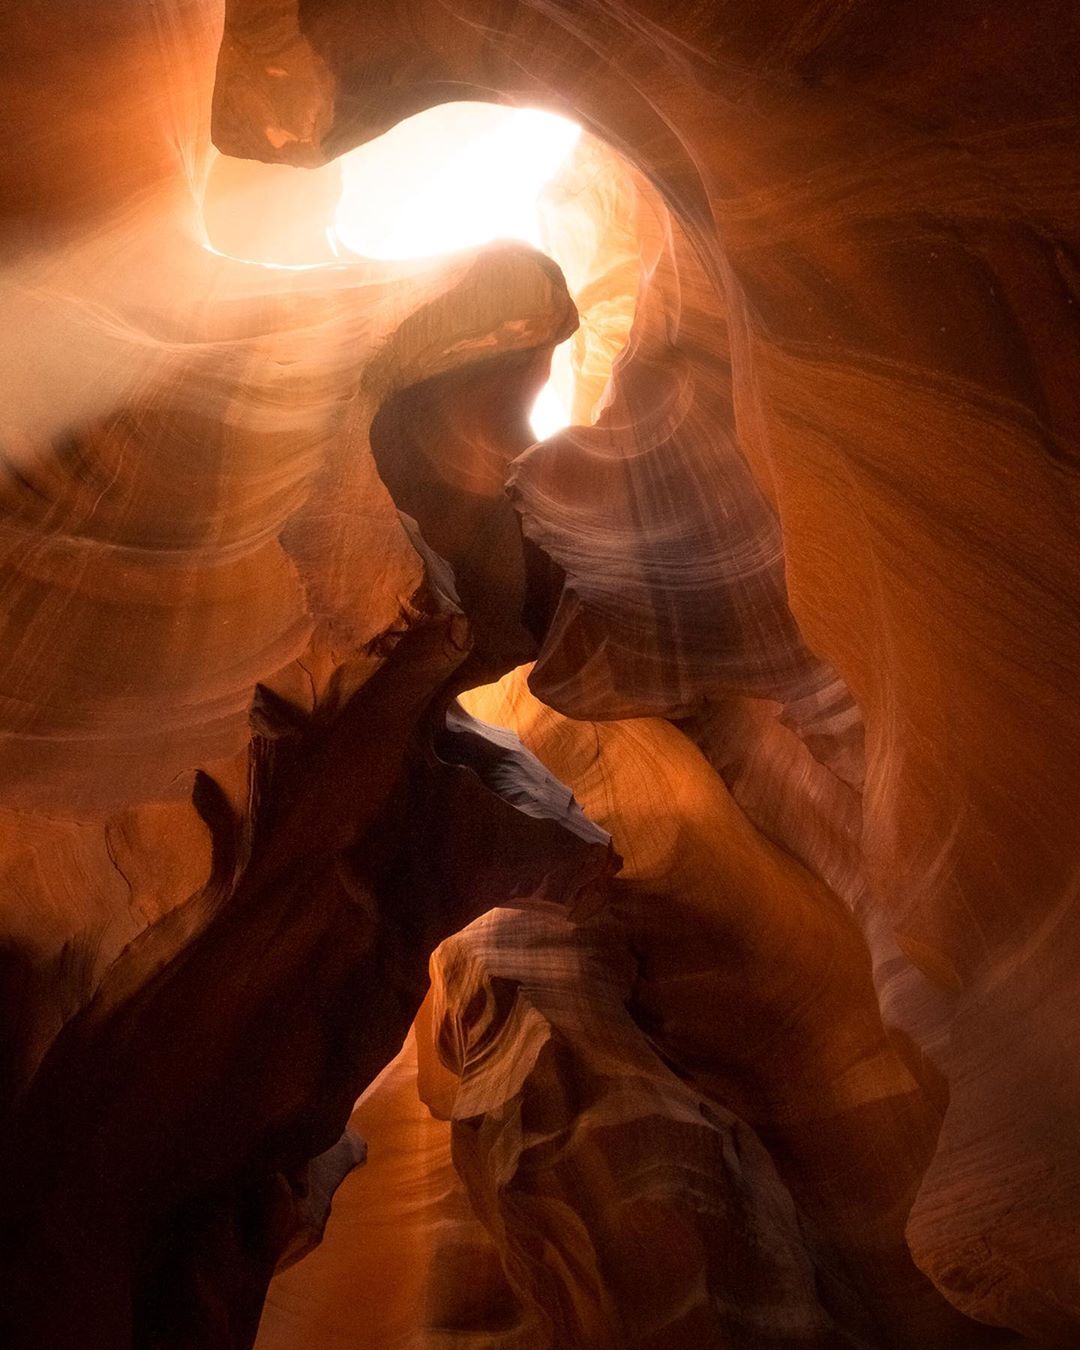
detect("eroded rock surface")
[2,0,1079,1346]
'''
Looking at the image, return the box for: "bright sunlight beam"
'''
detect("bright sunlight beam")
[333,104,581,439]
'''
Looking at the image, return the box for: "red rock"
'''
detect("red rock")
[3,0,1079,1344]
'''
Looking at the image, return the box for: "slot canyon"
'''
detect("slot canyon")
[1,2,1078,1347]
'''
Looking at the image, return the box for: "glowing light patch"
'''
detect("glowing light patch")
[334,104,581,438]
[529,380,572,443]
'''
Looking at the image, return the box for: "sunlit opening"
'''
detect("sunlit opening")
[201,104,642,442]
[334,106,580,259]
[332,104,581,439]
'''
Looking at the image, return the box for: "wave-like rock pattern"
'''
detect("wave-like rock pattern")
[0,5,609,1344]
[214,0,1080,1340]
[2,0,1079,1346]
[257,1028,525,1350]
[430,902,843,1349]
[462,672,986,1349]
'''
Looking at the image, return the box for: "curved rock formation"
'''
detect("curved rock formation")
[430,902,841,1350]
[2,0,1079,1346]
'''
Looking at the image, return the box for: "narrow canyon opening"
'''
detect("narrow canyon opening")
[201,101,638,443]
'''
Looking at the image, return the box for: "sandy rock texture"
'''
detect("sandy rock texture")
[1,1,1078,1346]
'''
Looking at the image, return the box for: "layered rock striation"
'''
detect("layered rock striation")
[1,1,1079,1346]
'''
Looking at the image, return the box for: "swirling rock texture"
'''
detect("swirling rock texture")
[2,1,1079,1348]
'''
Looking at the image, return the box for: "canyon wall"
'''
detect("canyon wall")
[1,1,1078,1346]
